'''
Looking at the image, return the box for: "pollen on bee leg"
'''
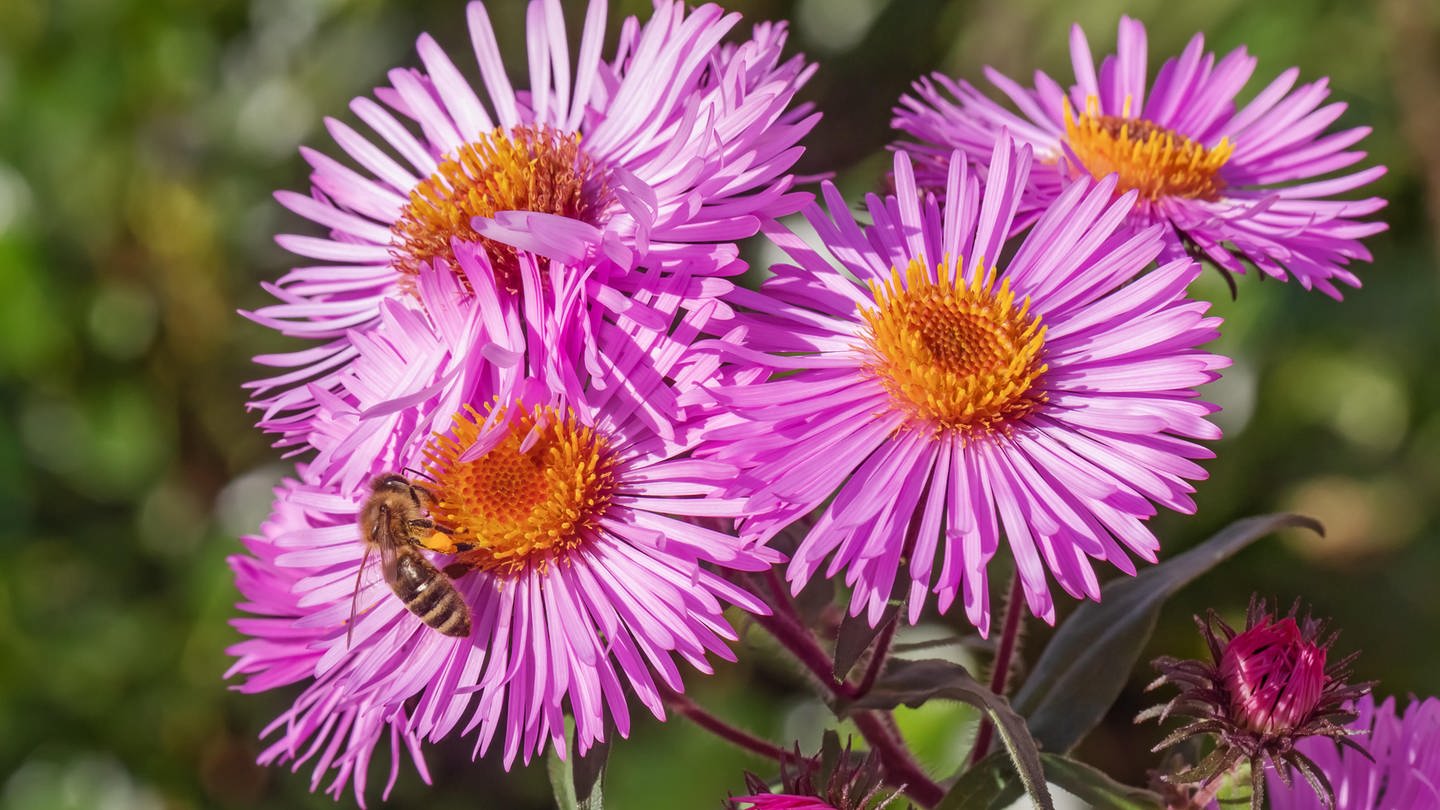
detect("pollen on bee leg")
[417,531,460,553]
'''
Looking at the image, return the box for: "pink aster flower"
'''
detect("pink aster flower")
[228,248,776,802]
[702,137,1226,634]
[247,0,817,443]
[1267,695,1440,810]
[893,16,1386,299]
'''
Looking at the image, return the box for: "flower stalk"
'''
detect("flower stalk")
[971,571,1026,765]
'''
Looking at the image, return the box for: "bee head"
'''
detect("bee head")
[372,473,411,494]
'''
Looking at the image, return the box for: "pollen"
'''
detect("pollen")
[1063,95,1232,201]
[391,124,610,294]
[861,259,1047,437]
[420,403,617,576]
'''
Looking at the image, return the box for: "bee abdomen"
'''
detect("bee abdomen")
[392,554,473,638]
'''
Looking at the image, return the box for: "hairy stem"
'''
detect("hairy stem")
[970,571,1026,765]
[755,573,944,807]
[664,690,788,762]
[758,570,858,699]
[754,610,858,700]
[853,710,944,807]
[1184,757,1251,810]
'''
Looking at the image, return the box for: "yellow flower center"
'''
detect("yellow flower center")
[420,403,617,576]
[862,259,1047,436]
[391,124,610,294]
[1062,96,1232,201]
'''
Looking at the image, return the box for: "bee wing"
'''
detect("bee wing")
[376,522,404,582]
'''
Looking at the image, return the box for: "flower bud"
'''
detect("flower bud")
[1142,598,1371,808]
[1219,616,1328,735]
[732,735,898,810]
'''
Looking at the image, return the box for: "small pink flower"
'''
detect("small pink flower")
[732,796,839,810]
[701,136,1225,634]
[731,741,898,810]
[228,249,778,803]
[1220,616,1328,736]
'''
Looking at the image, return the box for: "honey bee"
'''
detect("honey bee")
[349,473,471,644]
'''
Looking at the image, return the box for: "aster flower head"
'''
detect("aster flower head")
[1267,695,1440,810]
[1143,598,1371,809]
[703,136,1226,635]
[893,15,1387,299]
[247,0,818,443]
[228,247,777,803]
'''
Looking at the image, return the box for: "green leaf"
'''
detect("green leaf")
[1040,755,1163,809]
[938,754,1161,810]
[547,727,609,810]
[547,747,577,810]
[834,602,899,679]
[852,658,1052,810]
[1013,513,1323,755]
[936,753,1017,810]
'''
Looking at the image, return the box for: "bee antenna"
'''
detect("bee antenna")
[404,466,439,484]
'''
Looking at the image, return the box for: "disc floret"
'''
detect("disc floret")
[861,258,1048,437]
[422,403,617,576]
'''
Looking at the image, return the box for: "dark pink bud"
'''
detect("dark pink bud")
[1219,616,1328,735]
[1145,598,1370,805]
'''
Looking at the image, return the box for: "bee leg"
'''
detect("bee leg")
[410,480,442,507]
[451,542,475,551]
[443,562,472,579]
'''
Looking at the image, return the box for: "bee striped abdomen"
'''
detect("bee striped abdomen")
[392,554,472,637]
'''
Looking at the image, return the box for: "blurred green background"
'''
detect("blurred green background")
[0,0,1434,807]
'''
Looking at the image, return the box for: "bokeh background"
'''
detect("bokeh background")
[1,0,1435,807]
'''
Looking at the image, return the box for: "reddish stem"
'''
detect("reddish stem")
[756,574,944,808]
[970,571,1026,765]
[665,690,788,762]
[754,611,859,700]
[853,711,944,807]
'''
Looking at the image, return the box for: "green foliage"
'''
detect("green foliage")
[941,752,1163,810]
